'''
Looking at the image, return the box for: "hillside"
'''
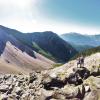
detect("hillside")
[69,43,93,52]
[26,31,77,62]
[0,58,27,74]
[0,25,77,62]
[72,46,100,59]
[60,32,100,51]
[50,52,100,75]
[0,25,56,73]
[0,42,54,73]
[0,25,35,58]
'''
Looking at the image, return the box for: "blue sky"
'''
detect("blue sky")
[0,0,100,34]
[39,0,100,26]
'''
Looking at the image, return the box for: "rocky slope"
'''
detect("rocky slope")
[49,53,100,77]
[0,53,99,100]
[0,41,55,74]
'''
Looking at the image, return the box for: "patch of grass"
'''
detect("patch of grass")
[53,63,63,68]
[57,72,67,81]
[84,76,98,90]
[32,42,56,61]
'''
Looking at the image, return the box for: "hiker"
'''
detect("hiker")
[77,57,81,68]
[77,56,85,68]
[80,56,85,67]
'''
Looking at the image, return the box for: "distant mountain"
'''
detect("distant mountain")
[0,25,77,64]
[60,33,100,51]
[61,32,100,46]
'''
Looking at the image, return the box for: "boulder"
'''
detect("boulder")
[42,76,65,90]
[84,90,100,100]
[0,94,8,100]
[73,67,90,79]
[52,85,82,99]
[29,71,37,83]
[0,85,9,92]
[42,74,52,85]
[6,85,14,94]
[67,67,90,85]
[15,87,23,95]
[84,85,90,92]
[67,73,83,85]
[21,93,30,100]
[40,89,53,100]
[84,76,100,90]
[3,74,11,80]
[90,65,100,76]
[77,85,85,99]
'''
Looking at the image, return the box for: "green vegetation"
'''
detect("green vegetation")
[71,44,93,52]
[84,76,99,90]
[53,63,63,68]
[9,32,32,47]
[32,42,56,61]
[72,46,100,60]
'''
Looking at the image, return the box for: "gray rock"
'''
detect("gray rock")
[30,95,35,100]
[3,74,11,80]
[50,85,81,99]
[21,93,30,100]
[84,85,90,92]
[15,81,20,87]
[40,89,53,100]
[29,71,37,83]
[6,85,14,94]
[15,87,22,95]
[0,85,9,92]
[68,73,83,85]
[73,67,90,79]
[77,85,85,99]
[5,81,12,86]
[84,90,99,100]
[0,94,8,100]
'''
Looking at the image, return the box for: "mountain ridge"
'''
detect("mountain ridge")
[60,32,100,46]
[60,32,100,52]
[0,25,77,62]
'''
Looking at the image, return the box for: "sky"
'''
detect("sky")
[0,0,100,35]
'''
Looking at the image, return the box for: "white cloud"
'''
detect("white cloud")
[0,0,40,31]
[0,0,41,20]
